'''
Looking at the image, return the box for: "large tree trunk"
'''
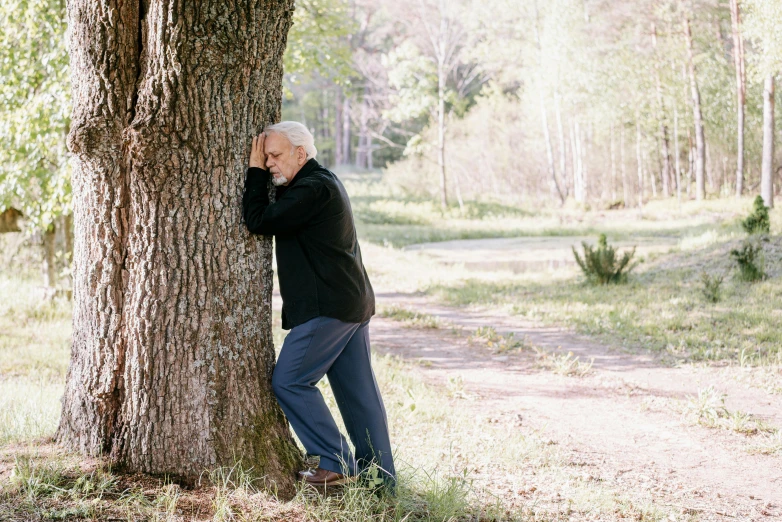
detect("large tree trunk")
[58,0,301,494]
[761,74,775,208]
[684,15,706,201]
[730,0,746,197]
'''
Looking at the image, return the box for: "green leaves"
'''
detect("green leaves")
[0,0,71,231]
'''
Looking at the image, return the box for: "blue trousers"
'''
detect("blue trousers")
[272,316,396,483]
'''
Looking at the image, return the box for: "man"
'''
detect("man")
[242,121,395,489]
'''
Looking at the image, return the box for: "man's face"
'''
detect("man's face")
[264,132,307,186]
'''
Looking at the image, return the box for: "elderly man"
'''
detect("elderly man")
[243,121,395,489]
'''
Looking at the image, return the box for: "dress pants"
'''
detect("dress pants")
[271,316,396,484]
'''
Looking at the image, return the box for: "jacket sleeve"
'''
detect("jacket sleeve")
[242,167,322,235]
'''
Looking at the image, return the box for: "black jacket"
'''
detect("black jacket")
[242,158,375,330]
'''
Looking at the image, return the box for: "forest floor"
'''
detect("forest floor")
[2,193,782,520]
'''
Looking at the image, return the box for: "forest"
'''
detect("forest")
[1,0,781,520]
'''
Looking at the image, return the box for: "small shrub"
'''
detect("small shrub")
[741,195,770,234]
[572,234,637,285]
[700,272,724,303]
[730,239,766,282]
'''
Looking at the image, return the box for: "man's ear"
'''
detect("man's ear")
[297,146,307,166]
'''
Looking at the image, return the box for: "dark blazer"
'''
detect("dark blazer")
[242,158,375,330]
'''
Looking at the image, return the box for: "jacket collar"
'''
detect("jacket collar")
[285,158,320,189]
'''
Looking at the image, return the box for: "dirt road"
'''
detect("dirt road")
[370,292,782,520]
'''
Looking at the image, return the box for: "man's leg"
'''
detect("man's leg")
[327,320,396,485]
[272,316,360,476]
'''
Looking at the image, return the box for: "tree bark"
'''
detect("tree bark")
[621,125,628,205]
[342,95,351,164]
[41,223,56,297]
[652,23,671,198]
[730,0,746,197]
[636,115,644,210]
[674,106,682,205]
[761,74,775,208]
[554,91,568,198]
[539,89,565,205]
[58,0,302,493]
[335,87,344,166]
[610,122,617,202]
[684,15,706,200]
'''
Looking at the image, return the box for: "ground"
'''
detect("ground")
[1,190,781,520]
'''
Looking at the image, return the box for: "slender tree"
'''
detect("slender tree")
[729,0,747,197]
[58,0,302,492]
[761,74,775,208]
[684,13,706,200]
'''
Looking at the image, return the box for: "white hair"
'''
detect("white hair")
[264,121,318,160]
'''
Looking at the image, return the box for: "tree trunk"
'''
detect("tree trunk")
[573,119,584,203]
[610,123,617,202]
[761,74,775,208]
[58,0,302,493]
[335,87,344,166]
[554,91,568,198]
[674,105,681,205]
[437,56,448,209]
[730,0,746,197]
[41,223,56,297]
[539,89,565,205]
[342,95,351,164]
[621,125,628,205]
[684,15,706,200]
[652,23,671,198]
[636,115,644,210]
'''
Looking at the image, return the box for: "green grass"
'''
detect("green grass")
[426,235,782,365]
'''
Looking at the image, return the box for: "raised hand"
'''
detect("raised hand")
[249,132,266,169]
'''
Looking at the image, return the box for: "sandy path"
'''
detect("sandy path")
[370,292,782,520]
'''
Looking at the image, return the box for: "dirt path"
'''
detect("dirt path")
[370,292,782,520]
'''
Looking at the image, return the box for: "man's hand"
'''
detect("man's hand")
[249,132,266,169]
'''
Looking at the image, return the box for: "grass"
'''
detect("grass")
[378,304,443,329]
[424,234,782,365]
[0,269,696,520]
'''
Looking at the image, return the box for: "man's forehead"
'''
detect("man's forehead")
[264,133,290,151]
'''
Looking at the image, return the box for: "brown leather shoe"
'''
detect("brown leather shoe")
[298,467,352,486]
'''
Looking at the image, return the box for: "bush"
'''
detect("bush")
[572,234,637,285]
[730,239,766,282]
[741,196,770,235]
[700,272,724,303]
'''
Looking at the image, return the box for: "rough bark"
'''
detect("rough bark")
[684,15,706,201]
[761,74,775,208]
[58,0,301,494]
[730,0,746,197]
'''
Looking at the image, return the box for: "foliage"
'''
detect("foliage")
[572,234,637,285]
[284,0,355,83]
[0,0,71,231]
[700,271,724,303]
[731,238,766,282]
[743,0,782,78]
[741,195,771,235]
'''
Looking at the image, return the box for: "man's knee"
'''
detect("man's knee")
[271,367,291,400]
